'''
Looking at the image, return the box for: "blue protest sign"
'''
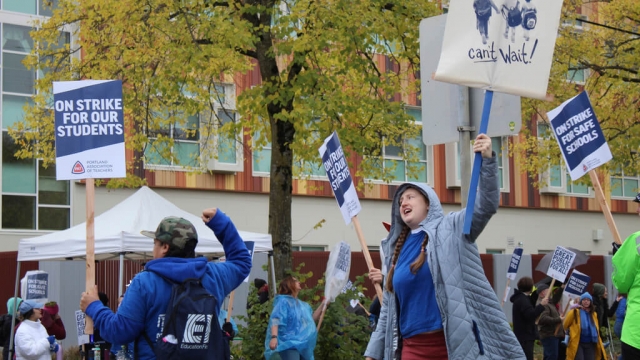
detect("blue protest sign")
[564,270,591,298]
[319,131,361,225]
[548,91,612,181]
[244,241,255,283]
[54,80,126,180]
[24,271,48,301]
[506,247,523,280]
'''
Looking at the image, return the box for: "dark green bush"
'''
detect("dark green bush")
[233,264,373,360]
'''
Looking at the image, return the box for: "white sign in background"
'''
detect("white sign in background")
[546,245,577,283]
[75,310,90,345]
[434,0,563,99]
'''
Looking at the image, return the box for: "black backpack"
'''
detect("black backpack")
[137,271,231,360]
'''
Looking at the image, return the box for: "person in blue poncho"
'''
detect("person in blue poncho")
[265,276,323,360]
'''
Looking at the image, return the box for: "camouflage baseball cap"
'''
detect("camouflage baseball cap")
[141,216,198,249]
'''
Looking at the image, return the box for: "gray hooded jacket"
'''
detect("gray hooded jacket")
[364,155,525,360]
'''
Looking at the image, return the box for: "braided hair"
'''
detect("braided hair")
[386,227,429,292]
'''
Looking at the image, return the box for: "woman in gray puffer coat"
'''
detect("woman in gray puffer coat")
[364,134,525,360]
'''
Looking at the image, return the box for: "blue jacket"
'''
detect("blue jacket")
[85,210,252,360]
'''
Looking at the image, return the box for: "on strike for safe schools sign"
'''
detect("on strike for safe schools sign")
[564,270,591,298]
[546,245,577,283]
[54,80,126,180]
[319,131,361,225]
[548,91,612,181]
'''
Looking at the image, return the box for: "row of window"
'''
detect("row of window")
[1,15,71,231]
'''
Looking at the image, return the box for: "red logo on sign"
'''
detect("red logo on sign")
[72,161,85,174]
[582,164,588,172]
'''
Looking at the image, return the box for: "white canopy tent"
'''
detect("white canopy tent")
[18,186,272,261]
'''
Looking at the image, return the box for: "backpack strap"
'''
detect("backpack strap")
[134,331,154,360]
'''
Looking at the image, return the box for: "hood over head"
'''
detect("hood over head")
[386,183,444,246]
[145,257,208,282]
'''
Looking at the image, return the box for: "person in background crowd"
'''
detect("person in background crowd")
[14,300,59,360]
[265,276,323,360]
[611,195,640,360]
[563,293,606,360]
[368,296,380,331]
[591,283,621,343]
[613,294,627,360]
[40,301,66,341]
[511,277,544,360]
[1,297,23,360]
[536,283,564,360]
[364,135,525,360]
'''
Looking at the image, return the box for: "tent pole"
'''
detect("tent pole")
[268,251,277,295]
[119,252,125,297]
[8,260,21,359]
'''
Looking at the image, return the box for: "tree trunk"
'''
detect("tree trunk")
[268,119,295,280]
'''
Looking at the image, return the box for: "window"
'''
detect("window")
[252,129,271,174]
[145,83,242,172]
[1,20,71,230]
[445,136,510,192]
[610,166,639,199]
[145,111,200,168]
[566,63,586,84]
[486,249,504,254]
[366,106,431,184]
[292,245,326,252]
[368,246,380,252]
[565,173,590,195]
[252,121,327,178]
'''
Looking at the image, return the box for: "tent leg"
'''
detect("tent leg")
[269,251,277,295]
[8,261,21,359]
[118,252,124,297]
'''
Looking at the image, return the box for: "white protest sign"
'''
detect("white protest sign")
[53,80,126,180]
[324,241,352,303]
[433,0,563,99]
[75,310,90,345]
[319,132,361,225]
[546,246,577,283]
[547,91,612,180]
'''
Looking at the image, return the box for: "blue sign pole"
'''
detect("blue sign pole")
[463,90,493,234]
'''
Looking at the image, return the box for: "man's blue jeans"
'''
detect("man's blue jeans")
[541,336,559,360]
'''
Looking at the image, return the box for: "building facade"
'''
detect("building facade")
[0,1,638,260]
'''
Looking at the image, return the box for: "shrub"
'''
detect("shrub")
[234,264,373,360]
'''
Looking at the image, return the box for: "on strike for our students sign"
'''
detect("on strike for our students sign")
[546,245,577,283]
[319,131,361,225]
[548,91,612,181]
[53,80,126,180]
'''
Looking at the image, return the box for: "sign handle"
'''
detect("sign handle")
[463,90,493,234]
[226,291,235,322]
[562,299,573,317]
[588,170,622,245]
[544,278,556,301]
[85,178,95,335]
[352,216,384,301]
[501,278,511,307]
[316,301,328,331]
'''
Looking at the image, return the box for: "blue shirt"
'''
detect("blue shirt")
[392,230,443,338]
